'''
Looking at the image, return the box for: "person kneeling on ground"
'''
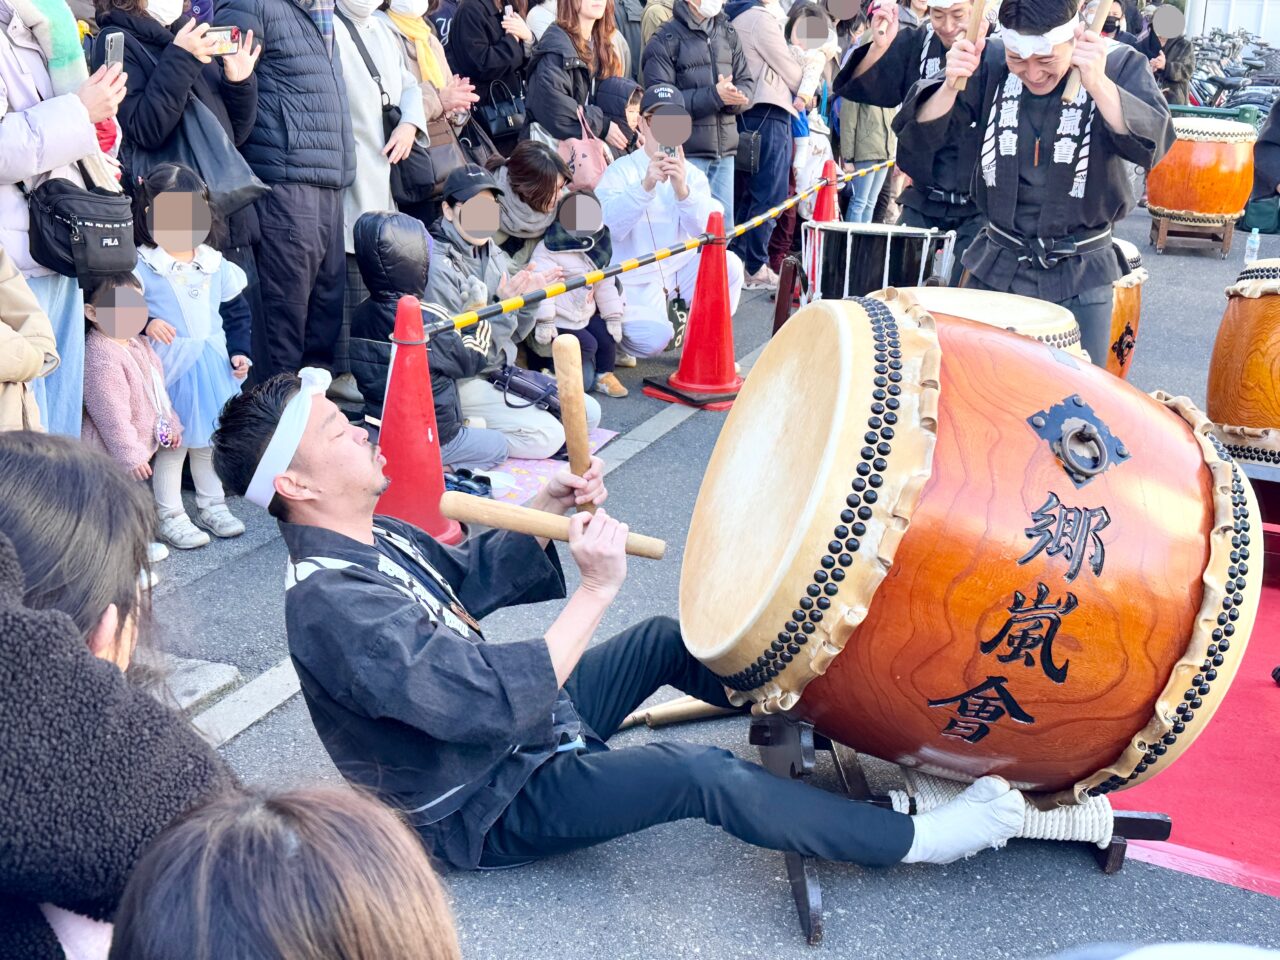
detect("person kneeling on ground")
[528,190,629,399]
[108,787,461,960]
[596,84,744,358]
[211,374,1025,876]
[427,164,602,460]
[349,211,511,473]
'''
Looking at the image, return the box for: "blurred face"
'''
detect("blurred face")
[558,193,603,235]
[285,396,389,512]
[446,192,502,243]
[793,10,830,49]
[1006,40,1075,94]
[85,284,148,340]
[149,190,212,254]
[930,2,970,47]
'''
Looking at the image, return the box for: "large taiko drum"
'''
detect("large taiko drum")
[1108,239,1146,379]
[682,292,1261,805]
[1207,259,1280,464]
[1146,118,1256,227]
[892,286,1089,362]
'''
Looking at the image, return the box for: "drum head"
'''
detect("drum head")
[1171,117,1257,143]
[1113,237,1142,272]
[893,286,1087,359]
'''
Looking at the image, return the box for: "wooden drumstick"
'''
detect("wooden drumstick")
[439,491,667,560]
[951,0,989,93]
[1062,1,1110,103]
[619,696,740,731]
[552,334,596,514]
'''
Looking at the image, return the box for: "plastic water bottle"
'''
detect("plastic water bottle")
[1245,227,1261,265]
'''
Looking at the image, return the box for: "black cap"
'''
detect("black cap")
[640,83,682,114]
[442,164,504,204]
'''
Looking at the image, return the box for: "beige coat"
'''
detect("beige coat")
[730,4,804,116]
[0,246,57,431]
[381,15,452,123]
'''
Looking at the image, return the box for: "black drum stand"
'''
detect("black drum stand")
[750,713,1173,946]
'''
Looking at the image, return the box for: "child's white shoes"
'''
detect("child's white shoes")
[196,503,245,539]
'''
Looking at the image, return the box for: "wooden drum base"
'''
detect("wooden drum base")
[1150,215,1237,257]
[751,714,1173,945]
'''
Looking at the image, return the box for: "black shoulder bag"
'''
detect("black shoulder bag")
[338,11,438,204]
[18,161,136,287]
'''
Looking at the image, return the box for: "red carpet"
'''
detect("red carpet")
[1110,524,1280,897]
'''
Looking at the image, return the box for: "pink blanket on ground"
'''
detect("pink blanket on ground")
[484,429,617,504]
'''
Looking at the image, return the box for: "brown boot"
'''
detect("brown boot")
[594,372,629,398]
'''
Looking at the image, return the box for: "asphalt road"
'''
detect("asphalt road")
[156,207,1280,958]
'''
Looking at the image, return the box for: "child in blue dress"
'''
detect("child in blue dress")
[132,164,253,549]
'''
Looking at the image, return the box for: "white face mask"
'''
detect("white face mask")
[146,0,183,27]
[696,0,724,17]
[390,0,429,16]
[339,0,382,19]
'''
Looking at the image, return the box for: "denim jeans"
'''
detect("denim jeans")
[687,155,735,229]
[733,106,792,275]
[846,160,890,224]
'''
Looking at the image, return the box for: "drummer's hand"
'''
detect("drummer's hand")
[869,0,898,49]
[569,508,628,599]
[540,455,608,513]
[1071,22,1109,94]
[943,36,983,90]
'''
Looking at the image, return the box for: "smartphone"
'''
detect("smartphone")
[660,144,679,157]
[207,25,241,56]
[104,31,124,69]
[504,4,513,15]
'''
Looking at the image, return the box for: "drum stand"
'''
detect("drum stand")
[750,713,1173,946]
[1149,215,1236,258]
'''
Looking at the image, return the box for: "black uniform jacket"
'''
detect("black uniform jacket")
[281,516,582,870]
[896,40,1173,301]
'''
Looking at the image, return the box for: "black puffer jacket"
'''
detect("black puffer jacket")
[641,0,753,159]
[525,24,608,141]
[0,533,236,960]
[349,213,500,445]
[94,9,260,248]
[213,0,355,188]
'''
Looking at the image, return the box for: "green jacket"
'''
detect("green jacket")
[839,98,896,164]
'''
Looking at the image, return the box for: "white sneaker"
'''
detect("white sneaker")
[615,351,637,368]
[326,372,363,403]
[139,566,158,590]
[147,542,169,563]
[744,266,779,290]
[196,503,245,538]
[158,513,210,550]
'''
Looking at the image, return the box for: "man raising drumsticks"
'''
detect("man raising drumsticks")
[212,373,1024,875]
[894,0,1173,367]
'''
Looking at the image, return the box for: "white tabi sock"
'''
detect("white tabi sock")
[900,775,1025,865]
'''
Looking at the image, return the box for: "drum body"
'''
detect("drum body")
[892,286,1088,361]
[682,292,1261,805]
[1108,238,1146,379]
[1146,118,1256,226]
[802,221,954,301]
[1208,259,1280,464]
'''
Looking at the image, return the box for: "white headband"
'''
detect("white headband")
[1002,17,1076,57]
[926,0,965,8]
[244,367,331,509]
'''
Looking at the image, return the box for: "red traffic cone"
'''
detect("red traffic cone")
[376,295,464,544]
[642,211,743,411]
[812,158,840,223]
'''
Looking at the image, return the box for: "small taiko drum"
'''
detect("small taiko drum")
[1146,118,1256,227]
[1108,239,1146,379]
[1208,259,1280,465]
[682,292,1261,805]
[892,286,1088,362]
[802,221,955,302]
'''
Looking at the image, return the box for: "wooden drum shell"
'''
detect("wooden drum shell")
[682,293,1262,805]
[1147,120,1255,225]
[1207,264,1280,464]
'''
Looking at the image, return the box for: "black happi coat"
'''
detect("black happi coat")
[896,40,1173,301]
[835,23,982,220]
[280,517,581,870]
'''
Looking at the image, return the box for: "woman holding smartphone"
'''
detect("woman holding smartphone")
[448,0,535,155]
[95,0,264,354]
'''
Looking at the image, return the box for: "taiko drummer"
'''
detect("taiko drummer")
[210,373,1024,876]
[894,0,1174,366]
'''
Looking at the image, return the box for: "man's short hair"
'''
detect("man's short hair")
[999,0,1078,33]
[211,374,301,521]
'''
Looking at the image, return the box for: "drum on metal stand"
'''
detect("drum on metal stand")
[802,221,955,303]
[1208,259,1280,466]
[1108,238,1146,379]
[890,286,1089,361]
[682,291,1261,806]
[1146,117,1256,230]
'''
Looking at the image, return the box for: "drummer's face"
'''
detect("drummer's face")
[931,2,970,47]
[1006,40,1075,94]
[288,396,390,510]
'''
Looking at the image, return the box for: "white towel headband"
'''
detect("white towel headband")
[926,0,966,9]
[244,367,332,509]
[1002,17,1077,57]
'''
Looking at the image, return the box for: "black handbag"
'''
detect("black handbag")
[458,115,501,165]
[337,11,437,205]
[737,121,763,177]
[94,30,268,217]
[18,161,136,286]
[485,363,562,419]
[478,79,526,141]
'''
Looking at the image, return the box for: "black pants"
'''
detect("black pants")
[222,243,264,387]
[480,617,915,868]
[253,182,346,377]
[899,206,984,287]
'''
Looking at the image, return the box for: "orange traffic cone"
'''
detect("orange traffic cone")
[376,295,464,544]
[642,212,743,411]
[812,158,840,223]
